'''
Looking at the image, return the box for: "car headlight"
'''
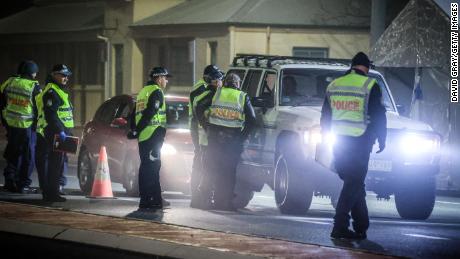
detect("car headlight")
[399,133,441,154]
[304,129,336,146]
[161,143,177,155]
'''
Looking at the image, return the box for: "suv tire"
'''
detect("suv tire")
[77,148,94,194]
[395,177,435,220]
[274,135,313,215]
[233,185,255,209]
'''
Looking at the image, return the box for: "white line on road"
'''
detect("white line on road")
[292,219,331,225]
[436,201,460,206]
[404,234,450,240]
[254,195,274,199]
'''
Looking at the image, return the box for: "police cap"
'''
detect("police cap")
[18,60,39,76]
[52,64,72,76]
[149,67,172,78]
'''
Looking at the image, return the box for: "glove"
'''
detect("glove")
[59,131,67,141]
[127,130,138,139]
[376,142,385,153]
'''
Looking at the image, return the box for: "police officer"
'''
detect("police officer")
[196,73,256,211]
[0,61,41,193]
[190,68,224,209]
[129,67,171,210]
[36,64,74,202]
[320,52,387,239]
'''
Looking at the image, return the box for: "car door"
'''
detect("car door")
[104,97,133,181]
[84,101,115,157]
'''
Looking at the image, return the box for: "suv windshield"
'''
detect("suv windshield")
[280,68,395,111]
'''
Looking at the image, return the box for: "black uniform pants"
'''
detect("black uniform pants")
[206,131,243,208]
[333,136,372,233]
[138,128,165,204]
[190,144,206,203]
[3,127,32,189]
[36,134,66,197]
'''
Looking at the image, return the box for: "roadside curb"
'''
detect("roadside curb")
[0,201,394,259]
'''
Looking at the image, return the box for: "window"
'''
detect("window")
[292,47,329,58]
[260,71,277,98]
[114,44,124,96]
[242,70,262,98]
[94,101,118,124]
[208,41,217,65]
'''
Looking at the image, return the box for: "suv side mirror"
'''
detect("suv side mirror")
[110,117,128,128]
[251,96,274,109]
[396,104,406,115]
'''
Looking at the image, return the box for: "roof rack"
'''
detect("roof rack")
[232,54,352,68]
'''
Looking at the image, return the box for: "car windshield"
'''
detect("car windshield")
[280,68,395,111]
[166,100,189,129]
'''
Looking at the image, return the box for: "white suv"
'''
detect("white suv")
[230,55,441,220]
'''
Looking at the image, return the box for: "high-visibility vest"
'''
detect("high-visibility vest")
[192,89,211,146]
[189,79,207,118]
[326,71,376,137]
[208,86,246,129]
[135,84,166,142]
[1,77,37,128]
[36,83,74,136]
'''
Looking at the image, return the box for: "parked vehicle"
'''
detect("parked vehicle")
[230,55,441,220]
[77,94,193,196]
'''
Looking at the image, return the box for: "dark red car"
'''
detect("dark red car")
[77,94,193,196]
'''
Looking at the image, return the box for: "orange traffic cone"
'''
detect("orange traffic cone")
[89,146,114,199]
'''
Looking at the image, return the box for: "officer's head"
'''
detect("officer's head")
[51,64,72,86]
[206,69,224,88]
[17,60,39,79]
[149,67,172,89]
[223,73,241,89]
[351,52,372,74]
[203,65,224,84]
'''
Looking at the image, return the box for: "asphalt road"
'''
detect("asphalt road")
[1,158,460,259]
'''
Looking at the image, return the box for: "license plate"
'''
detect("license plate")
[369,160,393,172]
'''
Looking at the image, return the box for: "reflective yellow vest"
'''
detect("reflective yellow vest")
[1,77,37,128]
[135,84,166,142]
[36,83,74,137]
[189,79,207,119]
[192,89,211,146]
[326,71,376,137]
[208,87,246,129]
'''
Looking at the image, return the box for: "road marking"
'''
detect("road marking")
[404,234,450,240]
[436,201,460,205]
[293,219,331,225]
[254,195,274,200]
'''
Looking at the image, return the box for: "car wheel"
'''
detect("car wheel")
[123,155,139,197]
[395,177,436,220]
[233,185,255,209]
[274,137,313,215]
[78,148,94,194]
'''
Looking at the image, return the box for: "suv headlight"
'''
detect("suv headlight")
[399,133,441,154]
[304,128,336,146]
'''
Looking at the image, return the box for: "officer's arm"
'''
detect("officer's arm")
[242,95,256,139]
[31,83,41,131]
[368,83,387,146]
[43,90,65,134]
[195,93,213,130]
[189,85,206,129]
[0,79,11,127]
[135,89,163,133]
[320,97,332,132]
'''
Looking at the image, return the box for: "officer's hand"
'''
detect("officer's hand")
[376,143,385,153]
[127,130,138,139]
[59,131,67,141]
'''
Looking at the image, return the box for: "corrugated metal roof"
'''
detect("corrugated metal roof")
[0,2,104,34]
[132,0,370,28]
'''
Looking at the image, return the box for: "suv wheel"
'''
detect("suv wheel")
[274,141,313,215]
[395,177,435,220]
[78,148,94,194]
[123,155,139,197]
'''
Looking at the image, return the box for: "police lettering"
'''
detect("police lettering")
[8,98,30,107]
[211,107,240,120]
[332,100,360,111]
